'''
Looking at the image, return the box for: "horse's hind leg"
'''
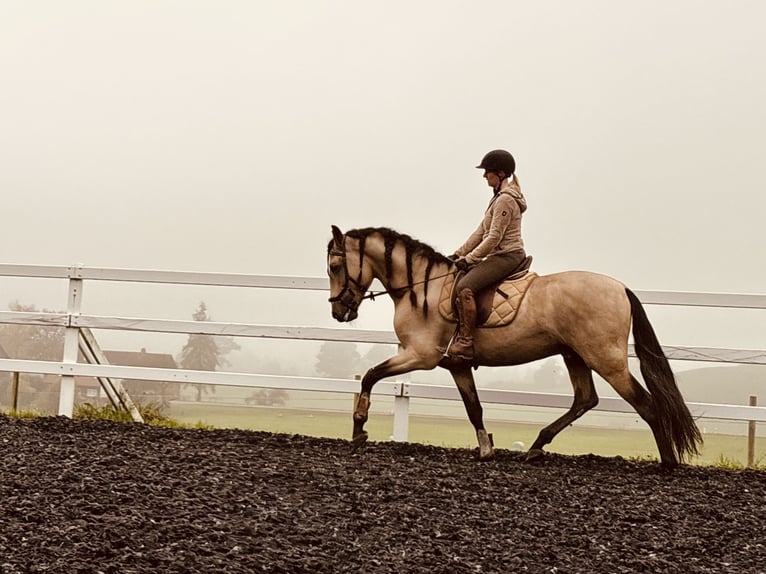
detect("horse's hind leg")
[526,352,599,463]
[449,366,494,460]
[599,368,677,467]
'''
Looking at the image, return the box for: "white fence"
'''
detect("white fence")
[1,263,765,442]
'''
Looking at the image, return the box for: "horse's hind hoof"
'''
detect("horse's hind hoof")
[525,448,545,463]
[350,432,369,453]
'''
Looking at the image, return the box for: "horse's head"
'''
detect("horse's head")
[327,225,371,322]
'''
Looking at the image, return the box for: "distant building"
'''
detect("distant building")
[76,347,180,405]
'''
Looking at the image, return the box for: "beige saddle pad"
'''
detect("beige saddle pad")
[438,272,538,328]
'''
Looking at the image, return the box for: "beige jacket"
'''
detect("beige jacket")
[455,175,527,265]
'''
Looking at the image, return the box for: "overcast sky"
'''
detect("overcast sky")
[2,1,764,358]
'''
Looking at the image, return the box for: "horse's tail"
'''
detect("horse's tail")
[626,288,702,462]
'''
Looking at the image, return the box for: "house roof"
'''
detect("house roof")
[72,347,178,389]
[103,348,177,369]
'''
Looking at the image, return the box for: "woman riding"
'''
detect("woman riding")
[448,149,528,361]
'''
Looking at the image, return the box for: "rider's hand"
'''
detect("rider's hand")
[455,257,471,272]
[448,253,460,261]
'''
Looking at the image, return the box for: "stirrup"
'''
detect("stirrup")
[438,330,458,357]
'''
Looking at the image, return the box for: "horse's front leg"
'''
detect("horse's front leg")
[449,366,494,461]
[352,348,437,450]
[351,384,374,449]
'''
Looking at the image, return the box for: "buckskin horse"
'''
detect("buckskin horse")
[327,225,701,467]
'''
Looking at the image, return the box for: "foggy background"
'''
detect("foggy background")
[2,1,764,398]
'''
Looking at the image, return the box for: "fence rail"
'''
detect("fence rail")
[1,263,765,440]
[1,309,764,364]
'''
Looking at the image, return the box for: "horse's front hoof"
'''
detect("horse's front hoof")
[525,448,545,463]
[476,429,495,461]
[350,431,369,453]
[477,449,495,462]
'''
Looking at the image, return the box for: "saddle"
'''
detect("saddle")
[438,256,537,328]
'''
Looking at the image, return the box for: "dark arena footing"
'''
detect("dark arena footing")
[1,415,765,573]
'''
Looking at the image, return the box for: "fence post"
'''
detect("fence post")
[748,395,757,468]
[58,270,83,417]
[392,382,409,442]
[11,371,19,412]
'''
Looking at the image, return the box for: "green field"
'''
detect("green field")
[167,402,765,467]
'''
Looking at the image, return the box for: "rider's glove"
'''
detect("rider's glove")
[455,257,471,272]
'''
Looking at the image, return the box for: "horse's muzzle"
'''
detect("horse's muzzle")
[332,306,358,322]
[329,286,360,322]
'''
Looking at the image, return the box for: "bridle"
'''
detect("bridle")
[327,240,367,316]
[328,235,457,314]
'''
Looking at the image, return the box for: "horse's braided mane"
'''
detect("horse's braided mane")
[342,227,452,316]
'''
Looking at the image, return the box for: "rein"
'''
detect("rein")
[360,270,456,301]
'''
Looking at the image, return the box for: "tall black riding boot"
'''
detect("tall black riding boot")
[448,288,477,360]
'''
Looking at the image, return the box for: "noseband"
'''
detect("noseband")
[327,243,365,315]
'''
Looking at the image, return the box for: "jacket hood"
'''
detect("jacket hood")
[502,174,527,213]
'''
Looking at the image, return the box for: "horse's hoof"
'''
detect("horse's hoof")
[478,449,495,462]
[476,429,495,461]
[350,432,369,453]
[525,448,545,463]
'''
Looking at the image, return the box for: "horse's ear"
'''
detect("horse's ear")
[331,225,344,247]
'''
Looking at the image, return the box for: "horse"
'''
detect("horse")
[327,225,702,468]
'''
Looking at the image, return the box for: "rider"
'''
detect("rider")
[447,149,528,361]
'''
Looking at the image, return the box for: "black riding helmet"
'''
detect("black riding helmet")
[476,149,515,176]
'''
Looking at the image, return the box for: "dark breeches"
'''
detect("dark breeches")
[456,250,526,293]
